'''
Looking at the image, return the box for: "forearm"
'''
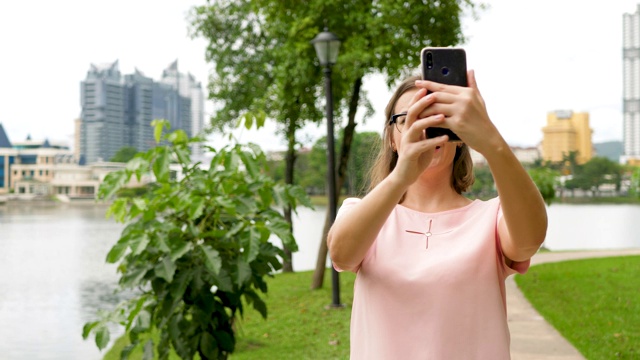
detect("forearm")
[327,173,407,271]
[485,138,548,261]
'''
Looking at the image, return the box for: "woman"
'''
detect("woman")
[327,70,547,359]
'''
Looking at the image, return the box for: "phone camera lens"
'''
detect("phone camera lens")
[426,52,433,69]
[441,67,450,76]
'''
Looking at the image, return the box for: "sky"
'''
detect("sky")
[1,0,639,151]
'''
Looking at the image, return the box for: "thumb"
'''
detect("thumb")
[467,69,481,94]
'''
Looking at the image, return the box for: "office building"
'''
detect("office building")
[623,5,640,164]
[541,110,593,165]
[79,60,204,163]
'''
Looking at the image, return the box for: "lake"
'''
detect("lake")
[0,201,638,359]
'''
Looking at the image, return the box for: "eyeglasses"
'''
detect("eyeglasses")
[388,112,408,133]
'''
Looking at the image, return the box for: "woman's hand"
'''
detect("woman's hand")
[414,70,503,156]
[390,88,449,187]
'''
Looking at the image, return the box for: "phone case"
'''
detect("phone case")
[420,47,468,141]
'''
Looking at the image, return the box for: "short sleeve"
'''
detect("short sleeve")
[495,198,531,277]
[331,198,362,272]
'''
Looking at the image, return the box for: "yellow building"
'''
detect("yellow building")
[541,110,593,165]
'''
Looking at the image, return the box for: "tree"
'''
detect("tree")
[83,120,311,359]
[467,165,497,199]
[572,156,622,196]
[189,0,479,284]
[528,167,560,205]
[111,146,139,163]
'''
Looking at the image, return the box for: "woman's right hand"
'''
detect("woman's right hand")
[390,88,449,187]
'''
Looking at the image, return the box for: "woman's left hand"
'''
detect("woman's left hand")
[414,70,502,155]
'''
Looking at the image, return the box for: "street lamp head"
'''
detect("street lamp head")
[311,27,341,66]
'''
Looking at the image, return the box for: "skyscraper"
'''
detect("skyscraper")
[79,60,204,163]
[80,61,126,164]
[623,5,640,164]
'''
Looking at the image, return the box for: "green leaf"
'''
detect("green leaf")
[244,290,267,319]
[238,150,259,178]
[255,110,266,128]
[170,242,193,262]
[125,157,149,173]
[169,269,192,300]
[199,244,222,275]
[199,332,218,359]
[121,268,148,288]
[136,310,152,331]
[266,217,298,252]
[166,130,188,145]
[131,198,147,212]
[215,268,234,293]
[151,119,169,143]
[143,339,154,360]
[130,233,151,256]
[82,321,99,339]
[98,170,128,200]
[243,112,253,130]
[95,326,110,350]
[106,241,129,264]
[214,330,235,352]
[155,257,177,282]
[245,228,262,263]
[288,185,314,210]
[126,297,148,332]
[188,196,205,220]
[120,344,136,360]
[236,258,251,287]
[106,198,128,223]
[153,147,171,182]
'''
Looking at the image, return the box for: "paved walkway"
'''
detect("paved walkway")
[508,249,640,359]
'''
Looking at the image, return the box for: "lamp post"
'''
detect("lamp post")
[311,28,343,308]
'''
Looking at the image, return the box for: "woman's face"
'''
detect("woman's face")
[391,88,458,172]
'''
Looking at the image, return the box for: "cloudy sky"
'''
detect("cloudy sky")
[1,0,638,151]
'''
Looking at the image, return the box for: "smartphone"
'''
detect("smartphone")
[420,47,468,141]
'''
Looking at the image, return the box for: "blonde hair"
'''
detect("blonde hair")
[367,74,474,195]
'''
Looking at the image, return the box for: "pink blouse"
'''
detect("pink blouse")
[335,197,529,360]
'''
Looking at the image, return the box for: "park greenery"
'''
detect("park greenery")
[84,120,312,359]
[104,270,357,360]
[189,0,479,283]
[516,256,640,359]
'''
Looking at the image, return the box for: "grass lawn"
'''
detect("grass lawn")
[104,269,356,360]
[515,256,640,359]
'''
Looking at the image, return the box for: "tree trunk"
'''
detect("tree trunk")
[311,77,362,289]
[283,118,297,273]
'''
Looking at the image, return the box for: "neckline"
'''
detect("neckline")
[396,199,481,216]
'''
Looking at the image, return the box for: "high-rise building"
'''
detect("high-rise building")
[79,60,204,163]
[541,110,593,165]
[159,60,205,157]
[80,61,126,164]
[623,5,640,164]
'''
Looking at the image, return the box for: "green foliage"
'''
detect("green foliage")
[104,270,357,360]
[111,146,140,163]
[83,120,312,360]
[629,167,640,198]
[467,166,497,199]
[267,131,381,196]
[516,256,640,359]
[565,156,622,196]
[528,167,560,205]
[188,0,477,182]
